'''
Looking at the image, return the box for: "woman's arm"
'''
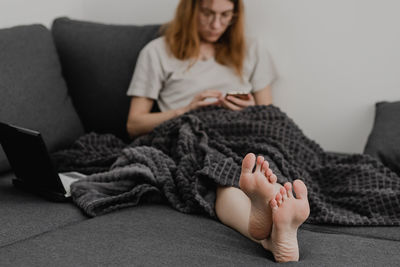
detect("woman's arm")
[127,90,223,138]
[126,97,185,138]
[253,84,273,105]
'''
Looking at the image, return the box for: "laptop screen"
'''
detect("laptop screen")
[0,122,66,194]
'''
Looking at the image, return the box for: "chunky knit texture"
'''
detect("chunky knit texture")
[54,105,400,225]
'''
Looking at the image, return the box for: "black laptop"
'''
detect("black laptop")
[0,122,86,201]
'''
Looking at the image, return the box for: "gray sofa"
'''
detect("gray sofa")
[1,18,399,266]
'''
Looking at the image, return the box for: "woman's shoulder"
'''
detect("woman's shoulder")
[244,36,272,62]
[140,36,168,56]
[245,36,264,54]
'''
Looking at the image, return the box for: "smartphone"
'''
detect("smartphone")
[226,91,250,100]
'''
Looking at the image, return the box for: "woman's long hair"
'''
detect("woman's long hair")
[162,0,246,77]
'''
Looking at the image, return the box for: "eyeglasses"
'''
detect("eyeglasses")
[199,8,237,26]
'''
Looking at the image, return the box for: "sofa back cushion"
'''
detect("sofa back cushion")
[0,25,84,173]
[51,18,161,140]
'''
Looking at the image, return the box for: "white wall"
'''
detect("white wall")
[246,0,400,153]
[1,0,399,153]
[0,0,84,28]
[80,0,178,25]
[0,0,178,28]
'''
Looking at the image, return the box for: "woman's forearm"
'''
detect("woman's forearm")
[126,90,224,138]
[127,107,186,138]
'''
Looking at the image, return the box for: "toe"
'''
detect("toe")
[293,179,308,200]
[241,153,256,174]
[280,187,287,200]
[275,192,282,206]
[270,198,278,211]
[255,156,264,172]
[262,161,269,177]
[262,160,269,171]
[284,182,293,198]
[269,174,277,183]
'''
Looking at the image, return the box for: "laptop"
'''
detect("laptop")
[0,121,86,202]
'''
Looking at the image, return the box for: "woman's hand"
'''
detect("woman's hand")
[220,93,256,111]
[182,90,223,113]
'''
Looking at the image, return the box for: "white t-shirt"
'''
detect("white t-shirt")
[127,36,276,112]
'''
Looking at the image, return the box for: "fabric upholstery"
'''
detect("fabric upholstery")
[364,101,400,175]
[51,17,161,140]
[0,204,399,266]
[0,172,86,248]
[0,24,84,173]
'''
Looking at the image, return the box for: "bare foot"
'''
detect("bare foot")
[239,153,280,240]
[262,180,310,262]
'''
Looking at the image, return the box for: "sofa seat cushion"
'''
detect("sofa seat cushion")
[51,17,160,140]
[0,172,87,247]
[0,24,84,173]
[0,204,399,266]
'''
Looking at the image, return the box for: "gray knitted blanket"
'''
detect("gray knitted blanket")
[53,105,400,225]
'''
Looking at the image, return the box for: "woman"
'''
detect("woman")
[126,0,310,262]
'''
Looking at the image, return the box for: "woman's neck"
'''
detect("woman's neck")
[199,42,215,61]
